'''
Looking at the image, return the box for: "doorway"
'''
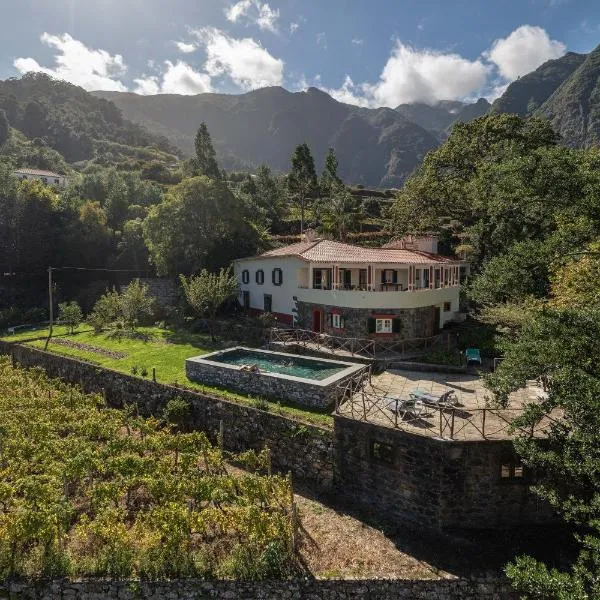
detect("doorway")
[312,309,323,333]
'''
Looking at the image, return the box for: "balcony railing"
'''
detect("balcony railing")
[297,283,455,292]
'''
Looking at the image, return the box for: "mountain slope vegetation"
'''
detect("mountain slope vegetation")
[94,86,439,187]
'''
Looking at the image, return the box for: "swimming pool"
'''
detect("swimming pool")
[185,347,366,408]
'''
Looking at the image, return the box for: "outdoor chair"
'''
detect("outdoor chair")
[385,396,428,419]
[465,348,482,365]
[409,389,458,407]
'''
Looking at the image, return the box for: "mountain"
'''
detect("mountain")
[0,72,179,165]
[94,86,439,187]
[395,98,490,140]
[535,45,600,148]
[490,52,586,118]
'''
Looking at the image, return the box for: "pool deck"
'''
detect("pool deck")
[337,368,552,441]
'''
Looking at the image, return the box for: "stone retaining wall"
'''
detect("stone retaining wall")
[0,577,519,599]
[0,341,334,490]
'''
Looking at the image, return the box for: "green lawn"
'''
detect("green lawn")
[1,325,333,427]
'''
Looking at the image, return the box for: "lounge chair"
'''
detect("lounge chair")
[409,389,458,407]
[465,348,482,366]
[384,396,427,418]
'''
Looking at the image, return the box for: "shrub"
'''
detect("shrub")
[58,301,83,334]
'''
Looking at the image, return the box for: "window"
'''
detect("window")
[332,313,343,329]
[54,178,60,185]
[255,270,264,285]
[443,302,452,312]
[42,177,48,184]
[272,268,283,286]
[376,318,392,334]
[242,269,249,284]
[242,290,250,309]
[264,294,272,312]
[370,440,394,464]
[500,460,526,481]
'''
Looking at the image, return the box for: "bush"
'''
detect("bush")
[58,300,83,334]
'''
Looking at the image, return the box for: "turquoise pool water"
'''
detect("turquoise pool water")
[211,349,346,381]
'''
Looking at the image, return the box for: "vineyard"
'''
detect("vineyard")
[0,356,296,579]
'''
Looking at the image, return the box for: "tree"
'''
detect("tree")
[194,123,221,180]
[88,289,121,332]
[180,268,238,341]
[316,185,359,241]
[0,109,9,146]
[320,147,342,196]
[486,308,600,598]
[143,176,259,276]
[119,279,154,330]
[287,143,317,235]
[58,301,83,334]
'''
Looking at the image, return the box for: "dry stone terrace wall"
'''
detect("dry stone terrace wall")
[0,341,334,490]
[0,577,519,599]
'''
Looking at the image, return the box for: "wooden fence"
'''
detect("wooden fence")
[269,328,452,359]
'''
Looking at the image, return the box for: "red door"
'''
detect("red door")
[312,309,323,333]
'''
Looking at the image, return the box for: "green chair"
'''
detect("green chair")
[465,348,482,365]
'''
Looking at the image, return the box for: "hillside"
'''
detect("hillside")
[395,99,489,139]
[535,44,600,147]
[0,73,180,165]
[94,86,439,187]
[490,52,586,118]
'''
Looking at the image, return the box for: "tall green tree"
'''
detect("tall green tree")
[319,147,342,196]
[194,122,221,180]
[0,109,9,146]
[287,143,317,235]
[487,308,600,599]
[143,176,259,276]
[119,279,154,330]
[316,185,359,241]
[180,268,238,341]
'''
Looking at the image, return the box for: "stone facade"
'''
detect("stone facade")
[334,415,555,530]
[296,301,436,339]
[0,576,519,599]
[186,349,365,409]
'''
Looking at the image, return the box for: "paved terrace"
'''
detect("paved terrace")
[337,368,552,441]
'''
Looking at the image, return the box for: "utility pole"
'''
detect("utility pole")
[44,267,53,350]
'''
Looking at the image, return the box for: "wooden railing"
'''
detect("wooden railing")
[269,328,453,359]
[335,381,559,440]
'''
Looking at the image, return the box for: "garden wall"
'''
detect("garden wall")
[0,341,334,490]
[0,576,519,599]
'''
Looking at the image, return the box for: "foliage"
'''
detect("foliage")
[119,279,154,331]
[180,268,238,341]
[0,110,8,146]
[319,147,342,196]
[0,357,295,579]
[194,122,221,180]
[315,186,360,241]
[58,301,83,334]
[88,289,121,333]
[143,176,259,276]
[287,143,317,234]
[486,308,600,598]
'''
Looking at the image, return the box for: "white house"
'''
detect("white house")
[13,168,68,188]
[233,235,469,340]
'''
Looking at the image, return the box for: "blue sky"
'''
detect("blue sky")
[1,0,599,106]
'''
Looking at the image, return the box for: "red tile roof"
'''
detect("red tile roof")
[245,239,463,265]
[14,168,65,177]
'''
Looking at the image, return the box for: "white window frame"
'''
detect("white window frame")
[375,318,392,333]
[332,314,343,329]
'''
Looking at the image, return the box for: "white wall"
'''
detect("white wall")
[233,256,306,318]
[14,173,68,187]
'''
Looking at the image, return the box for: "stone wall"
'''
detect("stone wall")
[0,576,519,599]
[0,341,334,490]
[296,301,435,339]
[186,350,365,409]
[334,415,555,530]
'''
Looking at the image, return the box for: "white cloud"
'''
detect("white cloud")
[352,38,364,47]
[174,41,197,53]
[14,32,127,91]
[316,32,327,49]
[134,60,213,95]
[193,28,284,90]
[225,0,279,32]
[486,25,566,81]
[289,22,299,34]
[325,41,488,107]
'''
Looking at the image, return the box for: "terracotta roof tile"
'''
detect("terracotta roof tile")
[252,240,462,265]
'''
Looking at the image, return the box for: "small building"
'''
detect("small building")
[13,168,68,188]
[233,235,469,339]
